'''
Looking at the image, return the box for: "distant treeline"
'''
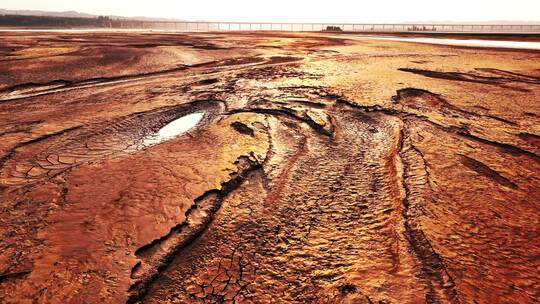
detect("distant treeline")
[0,15,148,28]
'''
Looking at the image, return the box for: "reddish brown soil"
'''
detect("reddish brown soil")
[0,31,539,304]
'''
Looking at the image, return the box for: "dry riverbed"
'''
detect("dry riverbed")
[0,31,539,303]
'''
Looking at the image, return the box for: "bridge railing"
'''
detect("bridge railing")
[110,21,540,33]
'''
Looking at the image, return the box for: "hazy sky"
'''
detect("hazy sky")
[2,0,540,22]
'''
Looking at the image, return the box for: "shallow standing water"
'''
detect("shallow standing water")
[357,36,540,50]
[143,112,204,146]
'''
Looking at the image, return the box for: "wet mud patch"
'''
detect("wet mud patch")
[474,68,540,83]
[459,155,518,189]
[191,78,219,87]
[517,133,540,149]
[237,65,320,81]
[266,56,303,64]
[230,121,255,136]
[193,56,301,70]
[128,43,162,49]
[398,68,535,91]
[1,79,73,96]
[0,65,192,101]
[227,106,334,137]
[192,56,266,69]
[392,87,480,118]
[338,283,358,295]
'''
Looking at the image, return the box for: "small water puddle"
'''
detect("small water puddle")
[143,112,204,146]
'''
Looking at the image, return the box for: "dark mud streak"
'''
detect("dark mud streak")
[335,90,540,163]
[131,195,214,259]
[398,130,461,304]
[230,121,255,137]
[392,87,436,99]
[485,114,518,126]
[15,125,83,147]
[0,271,31,284]
[455,130,540,163]
[0,66,189,101]
[1,56,304,102]
[393,88,482,119]
[191,57,265,68]
[227,108,334,137]
[399,68,540,85]
[191,78,219,87]
[474,68,540,83]
[517,132,540,149]
[126,42,226,50]
[267,56,303,64]
[404,113,540,163]
[0,119,45,138]
[393,88,523,127]
[339,88,540,163]
[334,98,397,116]
[281,99,327,109]
[3,80,73,93]
[0,50,83,63]
[458,155,518,189]
[0,126,33,138]
[127,155,263,304]
[398,68,533,92]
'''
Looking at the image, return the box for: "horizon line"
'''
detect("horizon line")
[2,8,540,24]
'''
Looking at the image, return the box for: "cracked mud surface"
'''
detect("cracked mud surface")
[0,32,539,303]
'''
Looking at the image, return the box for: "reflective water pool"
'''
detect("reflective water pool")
[358,36,540,50]
[143,112,204,146]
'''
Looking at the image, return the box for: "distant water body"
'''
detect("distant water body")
[0,28,538,50]
[356,36,540,50]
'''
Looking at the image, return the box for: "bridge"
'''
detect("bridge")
[108,21,540,33]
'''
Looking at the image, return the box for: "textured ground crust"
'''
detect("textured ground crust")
[0,32,539,304]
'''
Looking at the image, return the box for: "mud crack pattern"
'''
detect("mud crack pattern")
[0,32,539,304]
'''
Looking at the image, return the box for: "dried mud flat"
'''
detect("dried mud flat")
[0,31,539,304]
